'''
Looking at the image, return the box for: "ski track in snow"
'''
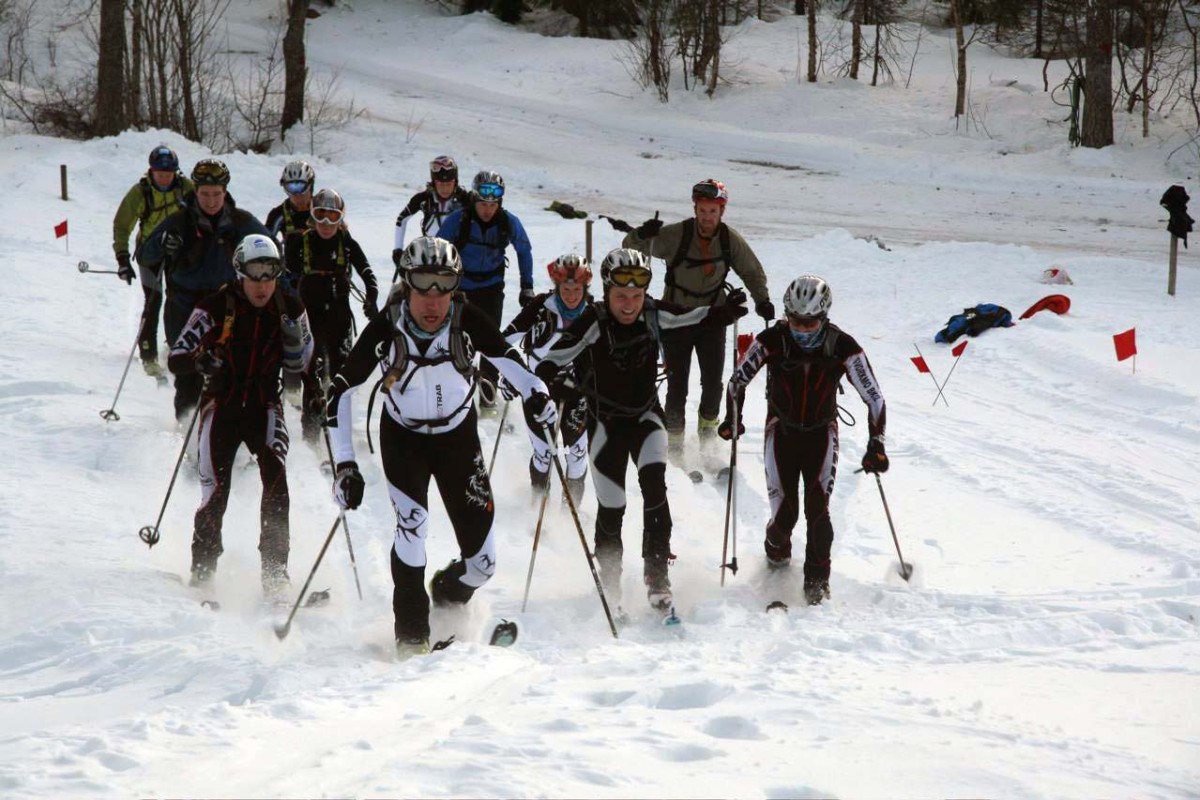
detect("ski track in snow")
[2,1,1200,798]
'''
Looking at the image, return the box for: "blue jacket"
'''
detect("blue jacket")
[139,193,270,307]
[437,207,533,292]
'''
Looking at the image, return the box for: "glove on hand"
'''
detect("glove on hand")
[861,437,889,474]
[162,231,184,260]
[363,287,380,320]
[725,287,748,307]
[518,287,535,308]
[604,216,633,234]
[195,349,226,380]
[755,299,776,322]
[333,461,365,510]
[116,251,135,285]
[526,390,558,428]
[635,216,663,240]
[717,418,745,441]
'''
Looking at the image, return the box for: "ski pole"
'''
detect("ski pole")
[77,260,121,275]
[138,400,202,547]
[544,423,619,638]
[322,425,363,601]
[521,404,564,612]
[858,468,913,581]
[274,512,343,640]
[100,316,148,422]
[488,397,511,477]
[720,322,739,586]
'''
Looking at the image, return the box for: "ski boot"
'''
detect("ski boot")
[563,475,587,508]
[765,535,792,570]
[188,560,216,588]
[395,635,431,659]
[697,414,719,442]
[529,458,550,493]
[262,565,291,607]
[644,557,673,614]
[803,578,831,607]
[430,559,475,607]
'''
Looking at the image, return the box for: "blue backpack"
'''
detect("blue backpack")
[935,303,1014,344]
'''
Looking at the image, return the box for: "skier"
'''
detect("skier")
[436,170,535,412]
[140,159,272,421]
[499,253,594,501]
[325,236,555,654]
[535,248,748,615]
[166,234,314,599]
[284,188,380,442]
[112,145,194,373]
[265,160,316,263]
[719,275,887,606]
[619,179,773,450]
[391,155,471,273]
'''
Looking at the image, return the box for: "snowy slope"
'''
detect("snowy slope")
[1,1,1199,797]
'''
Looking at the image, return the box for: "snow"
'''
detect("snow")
[1,1,1199,797]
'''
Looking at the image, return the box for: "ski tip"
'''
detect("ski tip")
[489,619,519,647]
[661,607,683,626]
[688,470,704,483]
[766,600,789,614]
[200,599,221,611]
[273,622,290,640]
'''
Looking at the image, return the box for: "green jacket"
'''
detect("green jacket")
[112,171,194,258]
[622,218,770,310]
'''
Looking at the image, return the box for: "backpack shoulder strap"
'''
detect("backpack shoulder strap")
[453,209,473,253]
[448,296,474,375]
[668,219,696,271]
[718,222,733,271]
[216,286,237,347]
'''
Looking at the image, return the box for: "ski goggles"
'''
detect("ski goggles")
[191,160,230,186]
[237,258,283,282]
[607,265,652,289]
[430,157,457,178]
[284,180,310,195]
[312,208,344,225]
[475,183,504,201]
[407,268,461,295]
[692,181,728,202]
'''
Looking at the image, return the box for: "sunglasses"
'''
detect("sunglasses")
[284,180,310,195]
[407,268,461,295]
[238,259,282,282]
[607,265,652,289]
[475,183,504,200]
[312,208,343,225]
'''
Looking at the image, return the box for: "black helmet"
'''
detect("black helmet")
[149,146,179,172]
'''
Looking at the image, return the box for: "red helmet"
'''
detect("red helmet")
[546,253,593,286]
[692,178,728,206]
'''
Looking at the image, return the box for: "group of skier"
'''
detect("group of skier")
[111,146,889,651]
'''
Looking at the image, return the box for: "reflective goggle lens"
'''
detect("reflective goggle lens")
[193,162,228,185]
[284,180,310,195]
[476,183,504,200]
[407,269,460,294]
[313,208,343,225]
[608,266,652,289]
[431,171,456,182]
[238,258,282,282]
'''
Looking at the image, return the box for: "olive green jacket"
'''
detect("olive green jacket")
[112,171,194,258]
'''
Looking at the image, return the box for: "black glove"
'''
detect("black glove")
[861,437,889,474]
[604,216,633,234]
[725,287,747,307]
[525,390,558,428]
[755,299,776,322]
[162,230,184,260]
[363,287,380,320]
[392,248,404,270]
[333,461,365,510]
[195,349,225,378]
[717,418,745,441]
[635,216,663,240]
[518,287,535,308]
[116,251,135,285]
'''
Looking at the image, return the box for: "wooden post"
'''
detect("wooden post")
[1168,234,1178,296]
[60,165,68,201]
[585,219,594,263]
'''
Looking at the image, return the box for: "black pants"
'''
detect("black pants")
[525,393,589,479]
[661,323,726,432]
[165,291,204,422]
[299,285,354,438]
[137,262,163,359]
[192,398,291,581]
[764,420,839,582]
[465,285,505,394]
[380,410,496,641]
[587,409,672,594]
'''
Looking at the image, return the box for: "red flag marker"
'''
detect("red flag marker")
[54,220,68,238]
[1113,329,1137,361]
[910,356,930,373]
[912,344,948,407]
[951,341,968,358]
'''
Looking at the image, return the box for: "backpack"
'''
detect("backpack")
[665,219,734,304]
[935,303,1014,344]
[453,207,513,282]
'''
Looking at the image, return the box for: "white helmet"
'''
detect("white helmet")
[783,275,832,319]
[400,236,462,273]
[280,160,315,190]
[600,248,652,287]
[233,234,283,280]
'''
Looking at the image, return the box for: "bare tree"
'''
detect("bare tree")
[1081,0,1114,147]
[281,0,309,141]
[622,0,673,101]
[849,0,864,78]
[807,0,819,82]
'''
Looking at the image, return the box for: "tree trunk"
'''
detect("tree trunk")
[95,0,126,136]
[1081,0,1114,147]
[806,0,817,82]
[951,0,967,118]
[128,0,143,127]
[849,0,862,79]
[173,0,199,142]
[1141,0,1153,138]
[871,12,881,86]
[281,0,310,141]
[1034,0,1044,59]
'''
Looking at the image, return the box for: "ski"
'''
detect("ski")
[766,600,789,614]
[431,619,519,651]
[660,605,682,626]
